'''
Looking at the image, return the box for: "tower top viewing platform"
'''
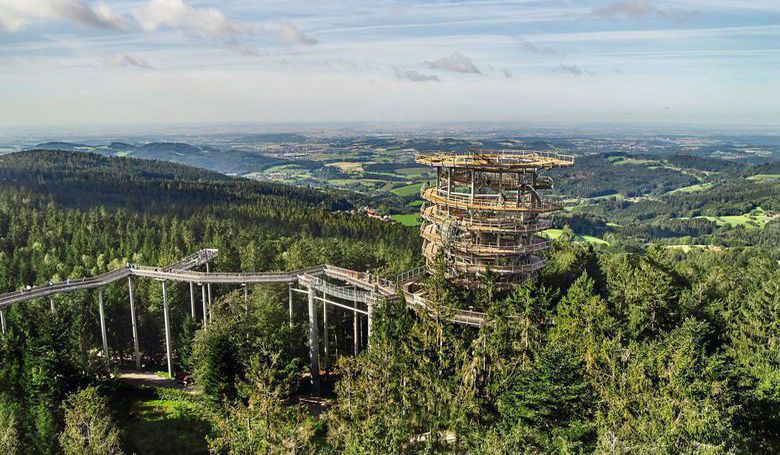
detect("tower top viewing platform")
[415,149,574,171]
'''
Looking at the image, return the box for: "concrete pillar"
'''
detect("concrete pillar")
[128,277,141,369]
[307,286,321,394]
[322,294,329,375]
[201,284,208,328]
[50,298,55,314]
[189,282,196,319]
[162,281,173,378]
[0,309,6,335]
[288,283,294,328]
[98,289,109,367]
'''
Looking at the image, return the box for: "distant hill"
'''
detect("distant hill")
[35,141,90,151]
[24,141,307,176]
[0,150,352,213]
[134,142,202,157]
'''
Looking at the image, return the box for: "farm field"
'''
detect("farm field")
[541,228,609,245]
[391,182,426,197]
[667,182,714,194]
[679,208,775,229]
[747,174,780,182]
[391,213,423,226]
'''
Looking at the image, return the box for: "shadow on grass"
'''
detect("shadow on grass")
[107,383,212,454]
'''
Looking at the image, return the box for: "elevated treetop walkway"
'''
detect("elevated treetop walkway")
[0,248,485,394]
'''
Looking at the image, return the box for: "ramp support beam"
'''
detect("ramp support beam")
[128,277,141,369]
[206,263,213,323]
[288,283,294,328]
[201,284,208,328]
[307,286,321,395]
[367,302,374,343]
[353,301,359,354]
[162,281,173,378]
[98,289,109,369]
[323,294,329,375]
[189,282,196,319]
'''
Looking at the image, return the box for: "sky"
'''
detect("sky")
[0,0,779,128]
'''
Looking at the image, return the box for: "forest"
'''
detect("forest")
[0,150,779,454]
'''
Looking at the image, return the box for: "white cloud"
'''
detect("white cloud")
[133,0,244,38]
[102,52,153,70]
[424,52,481,74]
[0,0,126,32]
[275,20,317,46]
[132,0,316,50]
[395,69,439,82]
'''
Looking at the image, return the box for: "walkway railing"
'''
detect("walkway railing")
[0,249,489,327]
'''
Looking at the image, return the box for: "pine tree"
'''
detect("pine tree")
[59,387,123,455]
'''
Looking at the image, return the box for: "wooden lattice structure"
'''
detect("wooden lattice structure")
[416,150,574,284]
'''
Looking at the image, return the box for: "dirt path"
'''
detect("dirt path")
[116,370,198,393]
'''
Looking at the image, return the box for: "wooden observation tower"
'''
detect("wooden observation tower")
[416,149,574,284]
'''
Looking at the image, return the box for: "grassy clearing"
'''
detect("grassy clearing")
[391,214,423,226]
[584,192,624,202]
[681,208,774,229]
[408,200,425,207]
[542,229,609,245]
[665,245,724,253]
[110,384,211,455]
[747,174,780,182]
[395,167,429,177]
[666,182,713,195]
[608,156,656,166]
[391,182,425,197]
[326,161,364,173]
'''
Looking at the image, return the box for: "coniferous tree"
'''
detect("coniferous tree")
[59,387,123,455]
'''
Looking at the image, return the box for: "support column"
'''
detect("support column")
[98,289,109,368]
[50,298,55,314]
[162,281,173,378]
[322,294,329,375]
[206,263,213,323]
[470,168,475,202]
[243,284,248,314]
[367,301,374,343]
[201,284,208,328]
[307,286,321,394]
[288,283,294,328]
[1,309,6,335]
[353,301,359,355]
[189,282,196,319]
[128,277,141,369]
